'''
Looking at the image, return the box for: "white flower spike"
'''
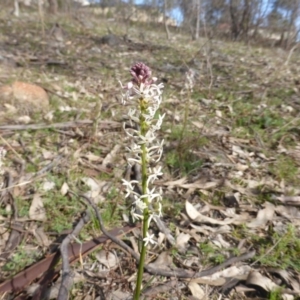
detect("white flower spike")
[121,63,165,299]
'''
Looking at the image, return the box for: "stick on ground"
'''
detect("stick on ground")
[57,210,90,300]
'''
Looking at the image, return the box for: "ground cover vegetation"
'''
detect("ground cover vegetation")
[0,3,300,300]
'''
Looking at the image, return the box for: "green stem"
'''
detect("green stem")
[133,99,150,300]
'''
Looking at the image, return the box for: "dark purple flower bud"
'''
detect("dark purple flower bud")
[130,62,153,86]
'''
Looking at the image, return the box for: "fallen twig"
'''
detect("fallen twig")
[143,280,184,296]
[0,120,121,131]
[0,172,24,261]
[73,191,141,262]
[145,250,256,279]
[57,210,91,300]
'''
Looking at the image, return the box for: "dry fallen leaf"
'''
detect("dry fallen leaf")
[163,176,187,188]
[42,150,55,160]
[29,194,47,221]
[247,202,275,228]
[188,281,206,299]
[84,152,103,162]
[186,201,245,225]
[275,205,300,225]
[95,250,119,269]
[211,233,231,248]
[102,144,120,167]
[247,271,294,300]
[32,226,50,247]
[176,232,191,253]
[60,182,69,196]
[148,251,173,270]
[268,269,300,292]
[81,177,105,203]
[275,195,300,205]
[202,265,251,281]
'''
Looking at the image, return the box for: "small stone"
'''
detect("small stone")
[0,81,49,113]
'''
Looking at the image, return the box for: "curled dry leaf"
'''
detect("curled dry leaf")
[33,226,50,247]
[247,202,275,228]
[202,265,251,281]
[163,176,187,188]
[102,144,121,167]
[29,194,47,221]
[268,269,300,292]
[81,177,100,191]
[275,195,300,205]
[186,201,246,225]
[81,177,105,203]
[211,233,231,248]
[247,271,294,300]
[95,250,119,269]
[190,266,252,287]
[275,205,300,226]
[176,232,192,253]
[148,251,173,270]
[185,201,201,220]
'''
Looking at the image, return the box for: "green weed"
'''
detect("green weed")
[268,287,284,300]
[254,225,300,272]
[166,126,208,176]
[2,245,42,275]
[269,155,298,185]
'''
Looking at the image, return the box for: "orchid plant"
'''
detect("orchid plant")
[120,63,165,299]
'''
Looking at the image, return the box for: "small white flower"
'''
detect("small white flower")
[128,108,140,123]
[135,199,148,212]
[122,179,139,198]
[143,232,156,246]
[147,166,163,185]
[140,188,162,204]
[131,207,143,221]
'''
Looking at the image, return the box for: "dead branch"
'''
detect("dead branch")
[73,191,141,262]
[143,280,185,296]
[0,120,121,131]
[57,210,91,300]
